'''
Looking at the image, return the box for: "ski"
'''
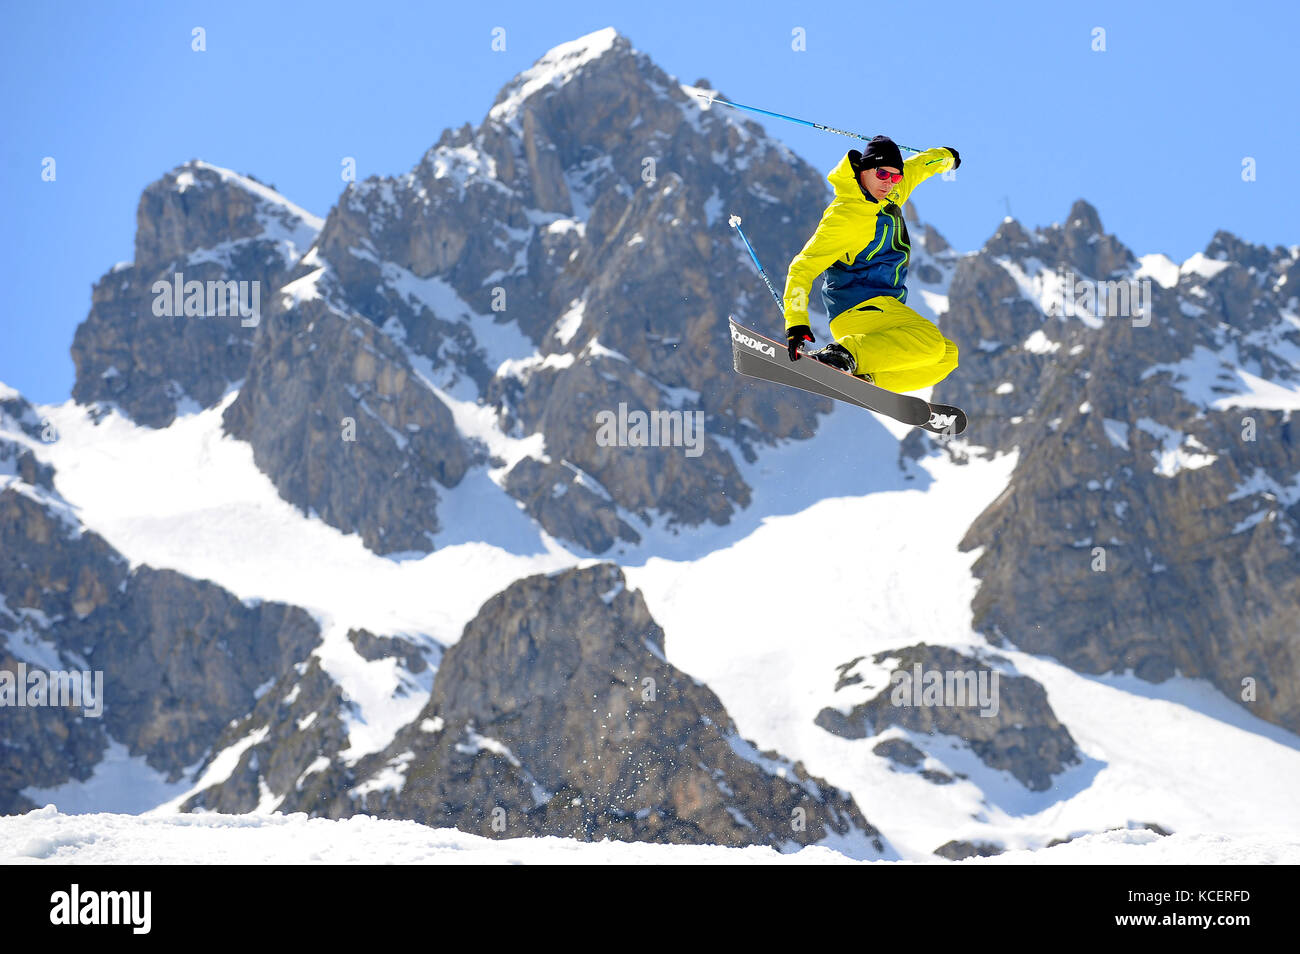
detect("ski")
[923,402,968,436]
[728,316,968,435]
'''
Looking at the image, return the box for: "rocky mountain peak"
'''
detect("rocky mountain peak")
[70,160,324,428]
[134,159,321,273]
[1063,198,1103,237]
[981,215,1036,257]
[217,28,845,557]
[340,563,885,850]
[487,27,631,125]
[1202,229,1280,274]
[940,194,1300,740]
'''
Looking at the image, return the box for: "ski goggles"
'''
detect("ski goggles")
[872,169,903,183]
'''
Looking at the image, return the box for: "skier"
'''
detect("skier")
[782,136,961,393]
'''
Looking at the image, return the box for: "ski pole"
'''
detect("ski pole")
[697,93,923,154]
[729,215,785,317]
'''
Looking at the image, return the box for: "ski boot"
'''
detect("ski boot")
[807,342,855,373]
[808,343,874,383]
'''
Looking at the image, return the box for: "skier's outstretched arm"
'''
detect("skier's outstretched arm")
[899,146,961,202]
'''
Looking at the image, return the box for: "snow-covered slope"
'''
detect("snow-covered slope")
[15,377,1300,861]
[627,452,1300,856]
[4,805,1296,865]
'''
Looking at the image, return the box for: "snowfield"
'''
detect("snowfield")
[6,386,1298,864]
[4,806,1297,865]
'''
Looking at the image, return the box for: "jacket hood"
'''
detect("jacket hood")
[828,152,878,203]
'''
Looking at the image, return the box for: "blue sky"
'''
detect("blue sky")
[2,0,1296,404]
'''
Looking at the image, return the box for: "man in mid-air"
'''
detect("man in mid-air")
[783,135,961,393]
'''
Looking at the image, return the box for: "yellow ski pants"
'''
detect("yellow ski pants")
[829,296,959,393]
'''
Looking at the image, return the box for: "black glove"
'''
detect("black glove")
[944,146,961,169]
[786,324,814,361]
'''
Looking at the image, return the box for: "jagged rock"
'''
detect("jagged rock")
[1,427,322,808]
[222,296,473,555]
[341,563,885,851]
[0,489,127,624]
[1047,821,1172,847]
[951,221,1300,733]
[8,24,1300,850]
[920,769,955,785]
[54,567,320,775]
[1,388,48,441]
[502,456,641,552]
[922,223,950,255]
[347,628,434,674]
[59,30,963,558]
[183,656,354,817]
[923,197,1300,736]
[1,393,58,494]
[935,839,1003,860]
[70,161,322,428]
[2,397,124,826]
[1055,199,1136,280]
[0,613,108,816]
[222,29,846,554]
[873,738,925,768]
[815,644,1080,791]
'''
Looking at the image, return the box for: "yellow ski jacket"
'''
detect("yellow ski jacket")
[782,147,956,330]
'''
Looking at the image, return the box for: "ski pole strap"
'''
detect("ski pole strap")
[698,94,923,154]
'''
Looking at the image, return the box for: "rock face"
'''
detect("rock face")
[219,32,857,555]
[221,293,475,554]
[367,564,883,850]
[934,839,1004,860]
[0,401,115,812]
[925,200,1138,455]
[933,203,1300,734]
[815,644,1080,792]
[180,564,885,853]
[60,568,321,774]
[0,390,56,490]
[6,409,876,844]
[180,654,356,817]
[63,31,960,558]
[179,626,442,818]
[0,394,321,812]
[70,162,322,428]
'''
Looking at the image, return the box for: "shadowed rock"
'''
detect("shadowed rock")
[338,563,887,852]
[815,644,1079,792]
